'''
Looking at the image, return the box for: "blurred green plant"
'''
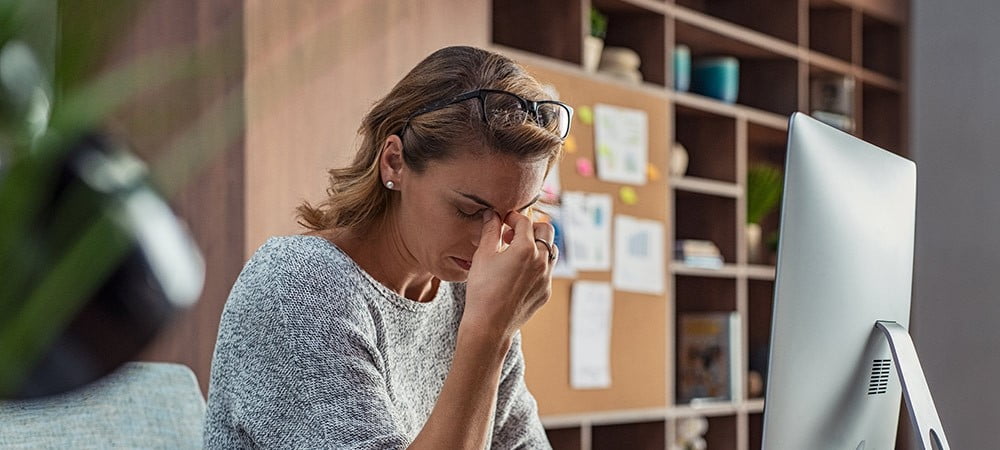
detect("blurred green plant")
[0,0,241,397]
[590,7,608,40]
[747,163,783,225]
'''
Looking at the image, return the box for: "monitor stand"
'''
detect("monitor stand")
[875,320,950,450]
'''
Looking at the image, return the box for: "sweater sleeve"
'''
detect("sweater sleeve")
[205,281,409,449]
[490,332,553,450]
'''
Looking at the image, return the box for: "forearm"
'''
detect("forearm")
[408,326,512,450]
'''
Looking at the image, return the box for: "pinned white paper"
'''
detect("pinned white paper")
[612,215,666,294]
[570,280,614,389]
[561,191,613,271]
[594,104,648,185]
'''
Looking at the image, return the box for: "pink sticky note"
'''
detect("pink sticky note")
[576,158,594,177]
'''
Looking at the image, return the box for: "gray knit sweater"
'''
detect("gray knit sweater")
[203,235,551,449]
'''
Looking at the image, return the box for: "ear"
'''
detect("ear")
[379,135,405,188]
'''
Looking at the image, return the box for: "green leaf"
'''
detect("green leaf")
[747,163,783,225]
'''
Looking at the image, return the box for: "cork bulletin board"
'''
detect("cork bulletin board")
[517,61,673,416]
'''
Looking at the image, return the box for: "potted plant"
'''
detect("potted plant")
[585,7,607,72]
[746,163,783,265]
[0,1,236,398]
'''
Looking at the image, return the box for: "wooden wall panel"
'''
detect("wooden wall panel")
[74,0,247,395]
[244,0,490,255]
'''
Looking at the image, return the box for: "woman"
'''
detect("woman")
[204,46,572,449]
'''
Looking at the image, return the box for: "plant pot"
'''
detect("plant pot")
[583,36,604,72]
[746,222,764,265]
[0,134,204,399]
[670,142,689,176]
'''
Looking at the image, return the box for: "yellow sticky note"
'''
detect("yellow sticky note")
[647,164,661,181]
[564,135,578,154]
[578,106,594,126]
[620,186,639,205]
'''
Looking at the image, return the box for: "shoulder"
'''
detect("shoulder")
[224,235,373,326]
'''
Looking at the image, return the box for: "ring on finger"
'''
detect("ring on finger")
[533,238,557,262]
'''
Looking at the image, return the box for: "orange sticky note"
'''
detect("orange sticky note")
[564,135,578,154]
[647,164,661,181]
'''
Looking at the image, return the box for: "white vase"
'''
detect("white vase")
[746,222,763,264]
[583,36,604,72]
[670,142,689,176]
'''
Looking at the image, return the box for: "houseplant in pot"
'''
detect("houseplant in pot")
[584,7,607,72]
[0,0,237,399]
[746,163,783,265]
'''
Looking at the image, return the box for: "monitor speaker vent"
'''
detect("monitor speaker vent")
[867,359,892,395]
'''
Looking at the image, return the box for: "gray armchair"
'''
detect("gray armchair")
[0,362,205,449]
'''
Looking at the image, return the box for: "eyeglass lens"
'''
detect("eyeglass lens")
[481,91,571,138]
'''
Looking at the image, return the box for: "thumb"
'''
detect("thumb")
[476,210,502,256]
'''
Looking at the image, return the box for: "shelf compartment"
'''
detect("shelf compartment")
[545,426,582,450]
[675,276,737,313]
[704,414,739,448]
[492,0,583,65]
[675,191,738,263]
[674,0,799,44]
[861,13,902,79]
[861,83,903,155]
[747,118,789,168]
[807,65,856,135]
[592,420,666,450]
[675,105,737,182]
[672,90,788,130]
[808,0,854,62]
[674,19,800,116]
[593,0,668,86]
[674,276,738,407]
[747,279,774,401]
[749,412,764,450]
[746,121,787,267]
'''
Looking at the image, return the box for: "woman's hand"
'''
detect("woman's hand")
[462,210,556,342]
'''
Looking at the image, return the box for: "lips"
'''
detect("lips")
[452,257,472,271]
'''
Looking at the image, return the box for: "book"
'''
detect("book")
[677,255,725,269]
[677,312,741,404]
[675,239,725,268]
[675,239,722,257]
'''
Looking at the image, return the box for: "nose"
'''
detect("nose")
[470,221,483,249]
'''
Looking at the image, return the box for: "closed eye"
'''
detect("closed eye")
[455,208,484,220]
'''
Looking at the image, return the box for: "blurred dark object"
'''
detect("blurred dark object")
[0,1,207,399]
[2,134,203,399]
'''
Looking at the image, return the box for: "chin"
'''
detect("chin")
[436,269,469,283]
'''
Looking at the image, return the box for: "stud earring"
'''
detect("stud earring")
[385,181,395,190]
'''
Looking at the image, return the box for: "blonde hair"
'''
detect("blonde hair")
[297,46,563,232]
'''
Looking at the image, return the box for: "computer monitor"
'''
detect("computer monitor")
[762,113,948,449]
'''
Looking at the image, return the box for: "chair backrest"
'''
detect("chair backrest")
[0,362,205,449]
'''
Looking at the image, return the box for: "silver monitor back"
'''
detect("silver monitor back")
[762,113,916,450]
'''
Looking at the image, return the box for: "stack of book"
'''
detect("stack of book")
[810,75,855,132]
[675,239,724,269]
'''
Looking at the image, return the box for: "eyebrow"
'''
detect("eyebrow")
[455,191,541,213]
